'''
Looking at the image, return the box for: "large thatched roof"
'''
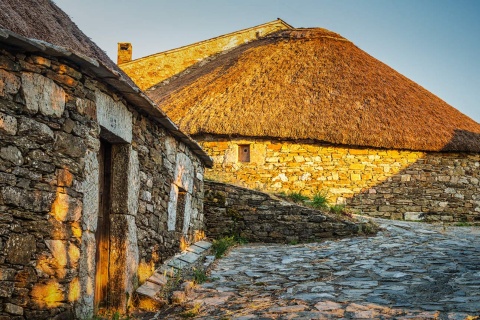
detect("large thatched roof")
[147,28,480,153]
[0,0,212,166]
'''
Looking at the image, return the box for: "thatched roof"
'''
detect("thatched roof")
[0,0,121,73]
[147,28,480,153]
[0,0,212,166]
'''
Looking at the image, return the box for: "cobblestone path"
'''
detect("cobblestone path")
[155,219,480,319]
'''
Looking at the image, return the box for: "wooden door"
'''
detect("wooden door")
[95,140,112,312]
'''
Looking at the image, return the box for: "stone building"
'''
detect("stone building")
[0,0,211,319]
[122,25,480,223]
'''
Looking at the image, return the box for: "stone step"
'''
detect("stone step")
[135,240,213,311]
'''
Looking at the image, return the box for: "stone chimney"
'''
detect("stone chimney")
[117,43,132,65]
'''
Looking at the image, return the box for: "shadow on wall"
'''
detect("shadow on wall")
[348,130,480,222]
[441,129,480,153]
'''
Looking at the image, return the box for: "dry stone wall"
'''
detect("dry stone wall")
[0,46,205,319]
[204,180,377,243]
[199,137,480,222]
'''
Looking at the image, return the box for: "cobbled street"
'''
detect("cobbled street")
[155,219,480,319]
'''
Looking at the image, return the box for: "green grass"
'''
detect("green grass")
[287,191,309,203]
[193,268,208,284]
[455,221,473,227]
[311,191,329,209]
[329,204,346,214]
[212,236,237,258]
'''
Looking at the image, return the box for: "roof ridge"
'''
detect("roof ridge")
[120,19,293,66]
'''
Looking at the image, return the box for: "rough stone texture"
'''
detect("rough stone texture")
[109,214,139,310]
[204,181,376,243]
[95,89,132,143]
[0,47,206,319]
[119,20,291,90]
[0,69,20,97]
[200,137,480,222]
[21,72,65,117]
[0,111,17,135]
[161,219,480,319]
[5,234,36,265]
[4,303,23,315]
[76,231,95,320]
[80,150,99,232]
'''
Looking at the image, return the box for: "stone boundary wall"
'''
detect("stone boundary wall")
[204,181,376,243]
[199,137,480,222]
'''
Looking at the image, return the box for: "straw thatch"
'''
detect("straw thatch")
[147,28,480,152]
[0,0,213,166]
[0,0,140,89]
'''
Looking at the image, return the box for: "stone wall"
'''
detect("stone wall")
[119,20,291,90]
[199,136,480,222]
[204,181,377,243]
[0,45,205,319]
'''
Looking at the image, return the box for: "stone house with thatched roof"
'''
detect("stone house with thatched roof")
[121,22,480,223]
[0,0,212,319]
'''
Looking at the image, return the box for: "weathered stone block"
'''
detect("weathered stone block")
[109,214,138,311]
[50,192,82,222]
[404,212,424,221]
[21,72,65,117]
[0,69,20,97]
[0,145,23,165]
[0,112,17,135]
[0,281,14,298]
[77,231,95,319]
[95,89,132,143]
[18,117,54,142]
[54,131,86,158]
[4,303,23,316]
[2,186,55,212]
[5,234,36,265]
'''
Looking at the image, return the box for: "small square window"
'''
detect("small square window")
[238,144,250,162]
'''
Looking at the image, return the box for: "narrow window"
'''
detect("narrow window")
[176,188,187,232]
[238,144,250,162]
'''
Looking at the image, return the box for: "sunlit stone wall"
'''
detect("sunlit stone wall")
[119,20,291,90]
[199,136,480,222]
[0,47,205,318]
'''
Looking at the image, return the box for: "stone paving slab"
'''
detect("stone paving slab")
[148,272,168,286]
[152,218,480,319]
[167,258,190,270]
[178,251,201,264]
[136,281,163,298]
[193,241,212,250]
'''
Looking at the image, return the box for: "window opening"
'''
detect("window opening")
[238,144,250,162]
[176,188,187,232]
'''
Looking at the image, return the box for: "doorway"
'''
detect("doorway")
[95,139,112,312]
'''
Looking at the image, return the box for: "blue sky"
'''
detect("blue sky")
[53,0,480,122]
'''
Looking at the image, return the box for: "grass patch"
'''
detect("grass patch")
[212,236,237,258]
[311,191,329,209]
[193,268,208,284]
[287,191,309,204]
[455,221,473,227]
[329,204,345,214]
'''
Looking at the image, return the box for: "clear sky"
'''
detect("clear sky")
[53,0,480,122]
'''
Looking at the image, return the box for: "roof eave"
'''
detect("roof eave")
[0,27,213,168]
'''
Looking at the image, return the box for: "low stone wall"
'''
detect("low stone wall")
[204,181,376,243]
[199,137,480,222]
